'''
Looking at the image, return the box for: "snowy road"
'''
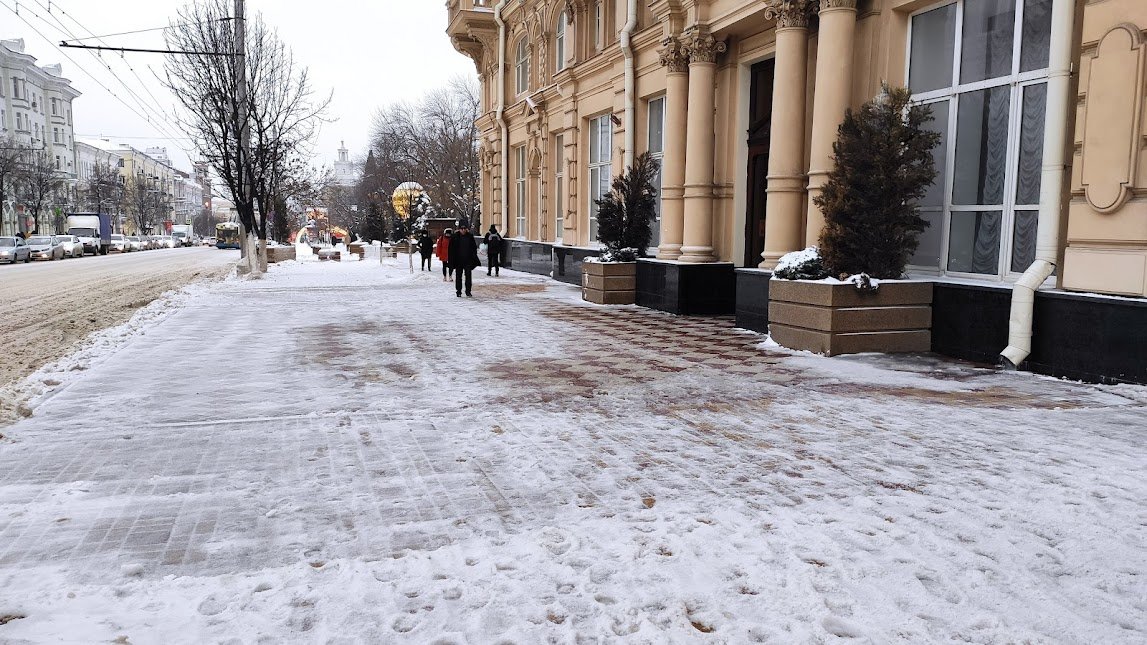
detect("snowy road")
[0,258,1144,643]
[0,247,235,421]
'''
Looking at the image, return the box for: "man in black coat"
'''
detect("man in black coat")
[484,224,503,277]
[417,231,434,270]
[448,221,480,297]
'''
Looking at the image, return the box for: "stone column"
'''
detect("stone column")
[761,0,814,269]
[679,26,726,264]
[657,36,689,260]
[805,0,858,247]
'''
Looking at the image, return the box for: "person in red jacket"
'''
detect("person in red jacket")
[434,229,452,281]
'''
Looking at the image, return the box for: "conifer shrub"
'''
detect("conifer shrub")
[815,85,941,279]
[594,152,658,262]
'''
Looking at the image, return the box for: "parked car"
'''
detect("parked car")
[26,235,65,261]
[159,235,176,249]
[109,234,130,253]
[127,236,144,252]
[54,234,84,258]
[0,236,31,264]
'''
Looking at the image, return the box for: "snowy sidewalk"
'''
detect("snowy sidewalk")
[0,257,1144,644]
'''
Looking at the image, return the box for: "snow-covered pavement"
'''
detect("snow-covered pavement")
[0,257,1144,644]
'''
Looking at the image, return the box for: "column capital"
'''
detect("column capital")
[683,27,727,65]
[763,0,817,30]
[658,35,690,73]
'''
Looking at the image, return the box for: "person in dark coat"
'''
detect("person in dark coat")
[435,229,453,281]
[448,221,480,297]
[483,224,502,277]
[417,231,434,271]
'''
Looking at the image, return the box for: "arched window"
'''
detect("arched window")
[555,12,568,72]
[515,38,530,95]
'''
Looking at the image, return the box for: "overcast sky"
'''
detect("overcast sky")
[1,0,475,173]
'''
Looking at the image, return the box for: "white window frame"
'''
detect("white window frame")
[555,12,567,73]
[554,134,565,244]
[906,0,1052,282]
[515,39,530,96]
[515,145,527,238]
[588,114,613,245]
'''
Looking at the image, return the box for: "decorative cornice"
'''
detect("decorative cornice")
[684,28,727,65]
[763,0,818,29]
[658,36,690,73]
[819,0,857,10]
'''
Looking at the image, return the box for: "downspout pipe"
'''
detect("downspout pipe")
[620,0,639,168]
[494,0,510,232]
[1000,0,1075,369]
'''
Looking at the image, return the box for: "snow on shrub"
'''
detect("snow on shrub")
[773,247,829,280]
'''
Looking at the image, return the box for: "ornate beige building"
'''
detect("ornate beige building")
[448,0,1147,384]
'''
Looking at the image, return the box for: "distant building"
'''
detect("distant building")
[332,141,359,187]
[0,38,81,235]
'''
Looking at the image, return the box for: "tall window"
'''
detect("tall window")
[554,134,565,242]
[515,39,530,96]
[515,145,527,237]
[555,12,567,72]
[588,115,612,243]
[908,0,1052,279]
[647,97,665,249]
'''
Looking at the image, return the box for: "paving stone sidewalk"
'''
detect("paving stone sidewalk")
[0,259,1143,643]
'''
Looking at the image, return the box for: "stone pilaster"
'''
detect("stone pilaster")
[657,35,690,260]
[805,0,859,248]
[679,27,727,264]
[761,0,815,268]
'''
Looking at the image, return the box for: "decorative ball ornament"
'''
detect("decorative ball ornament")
[391,182,425,218]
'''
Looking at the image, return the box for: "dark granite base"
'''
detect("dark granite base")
[552,246,600,285]
[734,268,772,333]
[500,240,553,277]
[636,259,736,315]
[931,283,1147,385]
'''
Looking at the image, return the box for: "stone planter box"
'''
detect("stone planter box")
[768,279,933,356]
[582,262,636,305]
[267,245,296,263]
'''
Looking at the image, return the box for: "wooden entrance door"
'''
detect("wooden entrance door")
[744,59,775,268]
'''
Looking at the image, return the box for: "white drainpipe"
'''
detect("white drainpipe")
[1000,0,1075,369]
[620,0,638,168]
[494,0,510,232]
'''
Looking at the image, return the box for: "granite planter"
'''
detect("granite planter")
[267,245,296,263]
[582,261,637,305]
[768,279,933,356]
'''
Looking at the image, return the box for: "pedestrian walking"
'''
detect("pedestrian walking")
[417,230,434,271]
[435,228,453,282]
[484,224,502,277]
[448,221,480,297]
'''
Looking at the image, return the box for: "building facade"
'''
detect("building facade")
[333,141,360,187]
[448,0,1147,384]
[1,38,80,235]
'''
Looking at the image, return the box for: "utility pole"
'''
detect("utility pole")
[235,0,251,260]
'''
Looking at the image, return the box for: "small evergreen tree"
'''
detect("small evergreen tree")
[815,84,941,279]
[594,152,658,261]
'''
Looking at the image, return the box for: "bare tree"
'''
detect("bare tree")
[80,160,124,217]
[16,147,67,235]
[164,0,329,274]
[368,75,480,228]
[125,174,172,235]
[0,136,28,235]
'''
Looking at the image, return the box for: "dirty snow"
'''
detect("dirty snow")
[0,256,1144,644]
